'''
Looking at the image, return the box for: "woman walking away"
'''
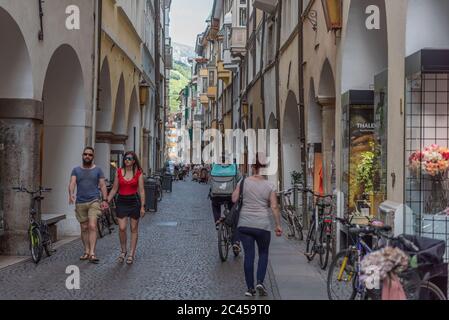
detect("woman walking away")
[107,151,145,265]
[232,153,282,297]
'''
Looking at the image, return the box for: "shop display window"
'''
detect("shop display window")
[405,49,449,260]
[342,90,378,223]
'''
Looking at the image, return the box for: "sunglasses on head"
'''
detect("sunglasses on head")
[83,153,94,157]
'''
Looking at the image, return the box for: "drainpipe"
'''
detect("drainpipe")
[297,0,308,228]
[275,1,282,190]
[91,0,101,147]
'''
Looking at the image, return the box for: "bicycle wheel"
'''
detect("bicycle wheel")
[305,220,317,262]
[419,281,447,300]
[283,212,296,239]
[319,224,332,270]
[110,203,119,225]
[293,216,304,241]
[327,250,357,300]
[29,227,43,264]
[218,223,230,262]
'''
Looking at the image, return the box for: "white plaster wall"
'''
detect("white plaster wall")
[0,8,33,99]
[341,0,388,93]
[307,80,322,144]
[406,0,449,56]
[95,143,112,181]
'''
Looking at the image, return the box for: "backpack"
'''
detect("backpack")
[210,164,238,198]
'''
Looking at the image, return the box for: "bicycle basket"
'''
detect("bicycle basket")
[391,235,446,265]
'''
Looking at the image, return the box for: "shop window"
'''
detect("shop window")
[341,91,377,223]
[405,49,449,261]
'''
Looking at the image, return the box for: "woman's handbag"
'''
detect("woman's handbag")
[225,177,246,228]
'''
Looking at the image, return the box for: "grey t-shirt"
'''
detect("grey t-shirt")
[71,166,105,204]
[238,178,277,232]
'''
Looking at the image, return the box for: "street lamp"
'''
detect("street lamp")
[139,80,150,106]
[321,0,342,31]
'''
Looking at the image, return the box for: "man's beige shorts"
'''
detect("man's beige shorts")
[75,200,102,223]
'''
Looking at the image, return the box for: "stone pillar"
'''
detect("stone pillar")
[142,130,150,175]
[0,99,43,255]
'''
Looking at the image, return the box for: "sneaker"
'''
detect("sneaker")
[245,289,256,297]
[256,283,268,296]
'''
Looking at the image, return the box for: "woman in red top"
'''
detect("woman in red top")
[107,151,145,264]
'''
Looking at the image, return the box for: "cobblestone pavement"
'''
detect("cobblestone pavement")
[0,179,280,300]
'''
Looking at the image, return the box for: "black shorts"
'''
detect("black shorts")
[116,194,141,220]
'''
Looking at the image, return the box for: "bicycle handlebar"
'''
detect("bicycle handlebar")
[12,187,52,195]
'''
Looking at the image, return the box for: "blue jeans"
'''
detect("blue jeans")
[238,227,271,290]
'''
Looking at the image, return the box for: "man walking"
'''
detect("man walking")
[69,147,109,264]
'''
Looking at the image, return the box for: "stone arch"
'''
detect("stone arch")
[41,44,86,236]
[282,91,301,188]
[0,8,33,98]
[126,87,141,153]
[406,0,449,55]
[341,0,388,93]
[112,74,126,135]
[96,57,113,132]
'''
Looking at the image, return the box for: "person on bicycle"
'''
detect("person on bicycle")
[107,151,146,265]
[232,152,282,297]
[210,162,241,252]
[69,147,109,264]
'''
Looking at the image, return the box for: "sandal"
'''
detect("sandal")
[117,252,127,263]
[126,256,135,265]
[89,255,100,264]
[80,253,90,261]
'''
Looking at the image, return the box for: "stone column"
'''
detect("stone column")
[0,99,43,255]
[317,97,336,195]
[142,130,150,175]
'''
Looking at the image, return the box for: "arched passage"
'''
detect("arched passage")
[282,91,301,189]
[113,75,126,136]
[0,8,33,98]
[318,60,336,194]
[94,58,114,180]
[42,44,86,236]
[342,0,388,93]
[126,88,141,153]
[0,8,35,250]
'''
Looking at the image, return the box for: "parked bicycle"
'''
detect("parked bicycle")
[327,217,447,300]
[278,188,303,241]
[13,186,55,264]
[302,188,334,270]
[217,203,240,262]
[152,173,163,202]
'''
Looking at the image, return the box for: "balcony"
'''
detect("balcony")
[217,60,232,85]
[252,0,277,14]
[231,27,247,56]
[200,94,209,105]
[223,49,240,72]
[207,86,217,100]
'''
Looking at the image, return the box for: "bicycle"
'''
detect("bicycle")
[217,203,240,262]
[302,188,334,270]
[97,205,114,238]
[13,186,55,264]
[327,218,447,300]
[278,188,303,241]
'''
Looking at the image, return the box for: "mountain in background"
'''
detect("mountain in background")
[169,43,195,113]
[172,42,196,65]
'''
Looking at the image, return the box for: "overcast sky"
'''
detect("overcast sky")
[170,0,214,47]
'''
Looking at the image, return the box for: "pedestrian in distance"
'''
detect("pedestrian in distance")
[232,152,283,297]
[69,147,109,264]
[107,151,146,265]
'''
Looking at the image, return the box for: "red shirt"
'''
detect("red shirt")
[118,169,142,196]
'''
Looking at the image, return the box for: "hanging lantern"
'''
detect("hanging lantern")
[321,0,342,31]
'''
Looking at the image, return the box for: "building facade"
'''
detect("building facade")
[0,0,172,255]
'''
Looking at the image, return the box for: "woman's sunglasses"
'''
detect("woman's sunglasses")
[124,157,135,161]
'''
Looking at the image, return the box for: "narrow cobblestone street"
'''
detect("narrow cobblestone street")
[0,180,282,300]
